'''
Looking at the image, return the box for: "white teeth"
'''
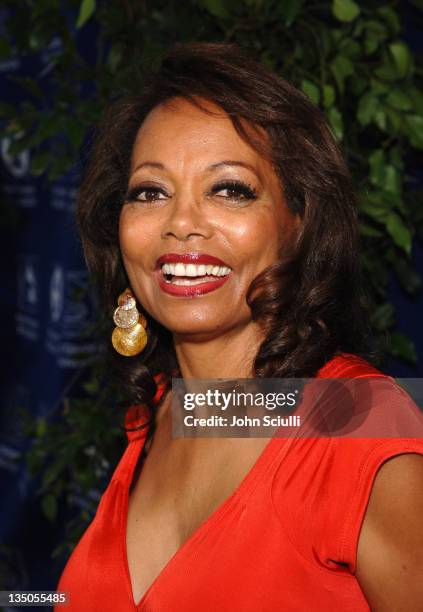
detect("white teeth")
[164,277,216,286]
[161,262,231,278]
[186,264,197,277]
[174,262,185,276]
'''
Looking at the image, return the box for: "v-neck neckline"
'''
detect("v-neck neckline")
[121,428,288,609]
[119,356,348,608]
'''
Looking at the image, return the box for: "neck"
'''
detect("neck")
[173,321,264,380]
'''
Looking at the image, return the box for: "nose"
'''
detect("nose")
[161,192,212,242]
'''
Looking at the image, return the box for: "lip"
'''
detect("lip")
[155,271,231,297]
[155,252,230,269]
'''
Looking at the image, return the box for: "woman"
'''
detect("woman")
[56,42,423,610]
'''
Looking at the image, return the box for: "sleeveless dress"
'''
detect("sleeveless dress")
[55,353,423,611]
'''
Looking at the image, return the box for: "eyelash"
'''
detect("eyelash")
[125,180,258,204]
[209,180,258,202]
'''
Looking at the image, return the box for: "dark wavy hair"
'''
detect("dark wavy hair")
[77,41,376,415]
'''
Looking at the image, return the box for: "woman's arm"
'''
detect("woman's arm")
[356,453,423,611]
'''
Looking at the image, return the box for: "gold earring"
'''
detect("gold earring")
[111,288,148,357]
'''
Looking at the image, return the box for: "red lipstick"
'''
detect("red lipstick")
[156,252,229,268]
[155,252,232,298]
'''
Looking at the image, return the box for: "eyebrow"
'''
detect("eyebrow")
[131,160,259,175]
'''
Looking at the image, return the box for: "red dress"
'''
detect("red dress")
[55,353,423,611]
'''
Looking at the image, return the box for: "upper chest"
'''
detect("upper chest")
[125,420,272,606]
[127,433,271,545]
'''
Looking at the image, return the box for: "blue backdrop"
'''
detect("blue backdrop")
[0,10,99,599]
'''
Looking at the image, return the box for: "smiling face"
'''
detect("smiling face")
[119,97,300,339]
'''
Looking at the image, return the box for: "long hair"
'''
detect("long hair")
[77,41,376,414]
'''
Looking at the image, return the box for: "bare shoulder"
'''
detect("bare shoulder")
[356,453,423,610]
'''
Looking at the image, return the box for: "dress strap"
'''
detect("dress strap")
[316,352,388,379]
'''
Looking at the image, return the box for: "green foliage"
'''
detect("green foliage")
[20,358,126,558]
[76,0,96,28]
[1,0,422,550]
[333,0,360,23]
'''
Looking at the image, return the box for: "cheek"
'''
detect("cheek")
[119,209,155,265]
[229,210,282,269]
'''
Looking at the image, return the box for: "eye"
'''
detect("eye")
[125,185,168,203]
[209,180,258,202]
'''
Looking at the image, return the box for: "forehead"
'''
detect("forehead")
[130,97,271,172]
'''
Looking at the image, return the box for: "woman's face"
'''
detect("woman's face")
[119,97,300,339]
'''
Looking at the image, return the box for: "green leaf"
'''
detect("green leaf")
[301,79,320,105]
[389,42,411,78]
[384,166,401,194]
[364,20,388,37]
[383,212,412,255]
[374,62,400,82]
[385,109,401,132]
[83,378,100,394]
[351,77,367,97]
[202,0,230,18]
[359,203,388,222]
[36,417,47,437]
[323,84,335,108]
[28,31,47,52]
[377,7,400,35]
[389,332,417,364]
[48,156,73,181]
[327,107,343,140]
[374,109,387,131]
[369,149,385,187]
[43,459,66,489]
[76,0,96,29]
[386,90,412,111]
[357,92,379,126]
[389,148,405,173]
[66,122,85,149]
[41,494,58,522]
[364,35,378,56]
[359,192,393,222]
[369,157,401,193]
[338,39,361,59]
[371,302,395,330]
[330,55,354,93]
[404,115,423,149]
[26,115,63,148]
[278,0,303,26]
[409,87,423,116]
[363,20,388,55]
[332,0,360,22]
[30,151,50,176]
[331,28,343,44]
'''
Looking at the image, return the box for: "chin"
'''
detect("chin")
[161,318,225,338]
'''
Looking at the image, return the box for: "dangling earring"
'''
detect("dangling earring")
[111,288,148,357]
